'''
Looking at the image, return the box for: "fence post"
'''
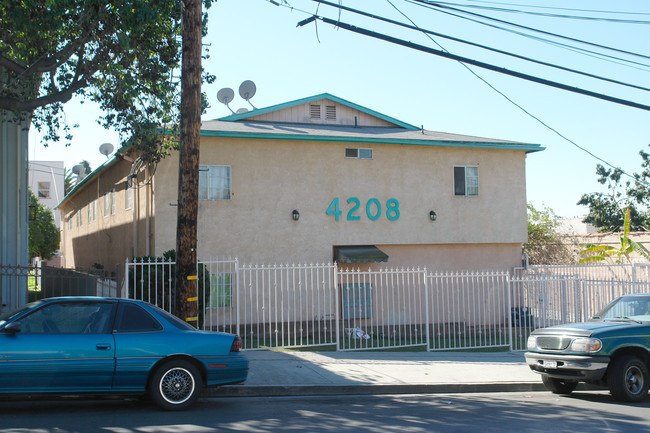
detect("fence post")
[424,268,430,351]
[124,258,129,299]
[507,274,513,351]
[334,262,340,352]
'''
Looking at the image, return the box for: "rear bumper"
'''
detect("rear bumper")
[525,352,609,381]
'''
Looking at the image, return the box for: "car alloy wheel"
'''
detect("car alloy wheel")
[150,360,203,410]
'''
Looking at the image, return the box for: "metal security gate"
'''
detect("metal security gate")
[338,267,428,351]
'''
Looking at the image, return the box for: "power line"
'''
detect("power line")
[310,0,650,92]
[453,0,650,17]
[409,0,650,63]
[422,1,650,24]
[297,14,650,111]
[274,0,648,184]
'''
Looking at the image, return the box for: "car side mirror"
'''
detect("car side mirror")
[2,321,21,334]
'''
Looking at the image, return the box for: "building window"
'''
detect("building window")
[454,166,479,197]
[210,273,233,308]
[199,165,231,201]
[110,188,116,215]
[37,182,50,199]
[345,148,373,159]
[125,181,132,210]
[104,193,109,217]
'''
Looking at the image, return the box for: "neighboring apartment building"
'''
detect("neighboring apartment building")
[28,160,65,228]
[58,93,543,274]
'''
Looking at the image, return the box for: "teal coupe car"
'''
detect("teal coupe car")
[0,297,248,410]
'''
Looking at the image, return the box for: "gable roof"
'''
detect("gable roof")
[218,93,419,130]
[207,92,543,153]
[59,93,544,207]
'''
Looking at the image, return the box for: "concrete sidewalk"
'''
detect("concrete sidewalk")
[206,350,546,398]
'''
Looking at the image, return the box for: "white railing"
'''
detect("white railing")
[238,262,338,350]
[338,267,428,351]
[124,259,650,352]
[428,271,511,351]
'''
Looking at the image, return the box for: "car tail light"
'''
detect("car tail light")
[230,335,242,352]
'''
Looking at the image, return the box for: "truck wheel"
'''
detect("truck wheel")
[541,374,578,394]
[149,360,203,410]
[607,355,649,403]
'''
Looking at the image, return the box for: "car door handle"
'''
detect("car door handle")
[96,344,112,351]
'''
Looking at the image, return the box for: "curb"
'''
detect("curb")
[204,382,548,398]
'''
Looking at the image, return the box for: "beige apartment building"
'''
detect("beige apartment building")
[58,93,543,275]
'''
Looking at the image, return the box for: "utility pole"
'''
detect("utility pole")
[175,0,202,326]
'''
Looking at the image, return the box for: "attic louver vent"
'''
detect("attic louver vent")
[326,105,336,121]
[310,104,321,119]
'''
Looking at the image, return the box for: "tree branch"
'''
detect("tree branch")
[0,77,89,112]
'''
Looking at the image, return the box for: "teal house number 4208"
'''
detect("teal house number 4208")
[326,197,400,221]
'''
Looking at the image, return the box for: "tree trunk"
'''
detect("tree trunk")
[175,0,202,326]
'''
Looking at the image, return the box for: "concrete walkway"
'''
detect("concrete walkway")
[206,350,546,397]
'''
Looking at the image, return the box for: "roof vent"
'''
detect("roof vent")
[310,104,321,119]
[326,105,336,121]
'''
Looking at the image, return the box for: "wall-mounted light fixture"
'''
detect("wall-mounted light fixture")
[429,210,437,221]
[292,210,300,221]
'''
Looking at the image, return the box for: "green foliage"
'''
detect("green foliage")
[523,204,577,265]
[0,0,214,162]
[580,208,650,264]
[129,250,211,329]
[578,149,650,232]
[28,189,60,260]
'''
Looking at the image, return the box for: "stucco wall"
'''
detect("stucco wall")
[154,136,528,268]
[59,158,152,273]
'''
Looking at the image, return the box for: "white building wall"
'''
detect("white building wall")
[28,161,65,228]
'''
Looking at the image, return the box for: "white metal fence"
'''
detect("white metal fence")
[124,259,650,352]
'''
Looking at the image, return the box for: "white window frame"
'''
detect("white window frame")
[37,181,50,199]
[454,166,479,197]
[199,165,231,201]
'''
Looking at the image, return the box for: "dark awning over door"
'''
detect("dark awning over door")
[334,246,389,264]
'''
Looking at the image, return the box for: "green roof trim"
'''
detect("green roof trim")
[218,93,419,130]
[57,153,122,209]
[200,129,544,153]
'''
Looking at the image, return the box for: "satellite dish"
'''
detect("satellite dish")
[99,142,114,158]
[239,80,257,109]
[217,87,235,113]
[236,108,248,114]
[72,164,84,175]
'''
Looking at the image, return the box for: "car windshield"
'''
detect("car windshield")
[0,301,44,327]
[593,295,650,323]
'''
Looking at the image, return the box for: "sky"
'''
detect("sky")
[29,0,650,219]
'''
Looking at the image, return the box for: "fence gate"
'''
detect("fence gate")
[338,267,428,351]
[427,271,512,351]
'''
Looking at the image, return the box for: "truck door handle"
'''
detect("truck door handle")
[96,343,112,351]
